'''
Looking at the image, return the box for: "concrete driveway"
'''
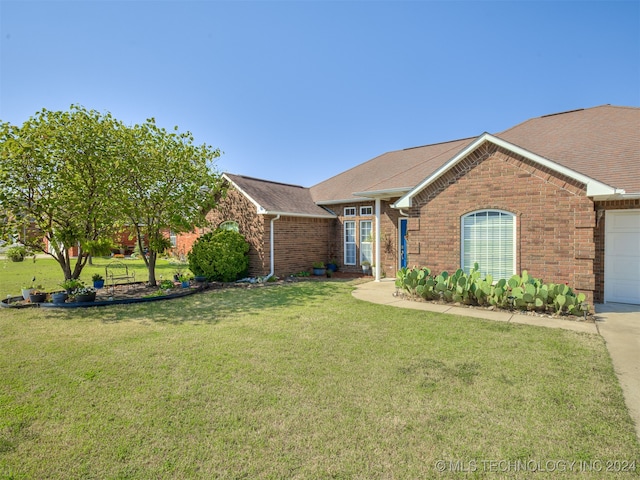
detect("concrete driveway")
[595,303,640,440]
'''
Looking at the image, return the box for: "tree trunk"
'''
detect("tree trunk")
[147,252,157,286]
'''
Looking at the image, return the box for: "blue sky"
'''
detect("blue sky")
[1,1,639,187]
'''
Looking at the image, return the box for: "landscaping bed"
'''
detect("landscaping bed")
[1,282,205,309]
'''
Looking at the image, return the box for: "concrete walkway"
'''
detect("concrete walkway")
[352,279,640,440]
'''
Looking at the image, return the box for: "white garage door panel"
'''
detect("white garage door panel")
[609,233,640,255]
[605,210,640,305]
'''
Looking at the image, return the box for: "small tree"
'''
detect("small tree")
[118,119,224,285]
[188,230,250,282]
[0,106,124,280]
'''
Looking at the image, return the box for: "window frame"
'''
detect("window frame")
[169,231,177,248]
[360,206,373,216]
[218,220,239,232]
[461,209,516,280]
[344,220,356,265]
[344,207,356,217]
[359,220,373,265]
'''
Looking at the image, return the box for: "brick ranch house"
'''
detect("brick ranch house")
[177,105,640,305]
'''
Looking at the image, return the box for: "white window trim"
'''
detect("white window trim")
[360,220,373,265]
[169,231,177,247]
[360,206,373,216]
[344,220,356,265]
[344,207,356,217]
[460,209,516,279]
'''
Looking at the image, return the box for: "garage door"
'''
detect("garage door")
[605,210,640,304]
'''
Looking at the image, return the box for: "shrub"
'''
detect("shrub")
[188,230,250,282]
[6,245,27,262]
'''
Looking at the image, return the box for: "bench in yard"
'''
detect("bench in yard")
[105,261,136,291]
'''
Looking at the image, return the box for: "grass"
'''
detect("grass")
[0,256,189,298]
[1,276,639,478]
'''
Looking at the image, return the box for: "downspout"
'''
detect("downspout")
[269,214,281,278]
[375,198,381,282]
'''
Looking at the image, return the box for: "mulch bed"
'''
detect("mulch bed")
[3,272,372,309]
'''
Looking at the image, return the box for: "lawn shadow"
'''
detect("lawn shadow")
[50,280,353,325]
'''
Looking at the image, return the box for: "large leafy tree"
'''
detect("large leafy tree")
[118,118,223,286]
[0,106,124,280]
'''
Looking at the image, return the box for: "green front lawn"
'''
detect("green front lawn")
[0,257,188,298]
[1,280,638,478]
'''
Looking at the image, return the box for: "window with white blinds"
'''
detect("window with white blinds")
[462,210,515,279]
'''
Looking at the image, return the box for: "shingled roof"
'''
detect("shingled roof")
[223,173,335,218]
[311,105,640,203]
[496,105,640,193]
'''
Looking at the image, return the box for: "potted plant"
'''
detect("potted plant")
[361,261,371,275]
[92,273,105,289]
[179,274,192,288]
[73,285,96,303]
[327,258,338,272]
[312,261,326,276]
[21,276,37,300]
[60,279,83,295]
[173,268,185,282]
[6,245,27,262]
[29,287,47,303]
[51,291,68,304]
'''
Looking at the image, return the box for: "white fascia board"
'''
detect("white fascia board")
[352,187,412,199]
[393,133,619,208]
[260,210,337,219]
[222,173,264,214]
[315,198,374,205]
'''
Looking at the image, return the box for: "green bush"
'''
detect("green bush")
[188,230,250,282]
[6,245,27,262]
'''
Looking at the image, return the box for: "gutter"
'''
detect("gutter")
[268,214,281,279]
[257,208,336,219]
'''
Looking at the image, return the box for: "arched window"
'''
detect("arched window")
[461,210,515,279]
[218,221,239,232]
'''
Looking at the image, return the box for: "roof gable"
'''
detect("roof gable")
[223,173,335,218]
[393,133,623,209]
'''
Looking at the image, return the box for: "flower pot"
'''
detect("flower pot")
[76,292,96,303]
[312,268,326,276]
[93,279,105,289]
[52,292,68,304]
[29,292,47,303]
[327,263,338,272]
[181,281,190,288]
[21,288,34,300]
[194,276,207,283]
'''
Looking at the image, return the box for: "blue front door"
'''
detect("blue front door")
[400,218,408,268]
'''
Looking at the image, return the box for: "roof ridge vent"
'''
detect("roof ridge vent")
[540,108,585,118]
[233,174,305,189]
[403,136,476,151]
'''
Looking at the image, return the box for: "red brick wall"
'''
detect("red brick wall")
[203,187,267,277]
[177,186,333,277]
[593,199,640,303]
[268,215,331,277]
[408,143,598,303]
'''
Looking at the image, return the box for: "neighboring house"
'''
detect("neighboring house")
[183,105,640,305]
